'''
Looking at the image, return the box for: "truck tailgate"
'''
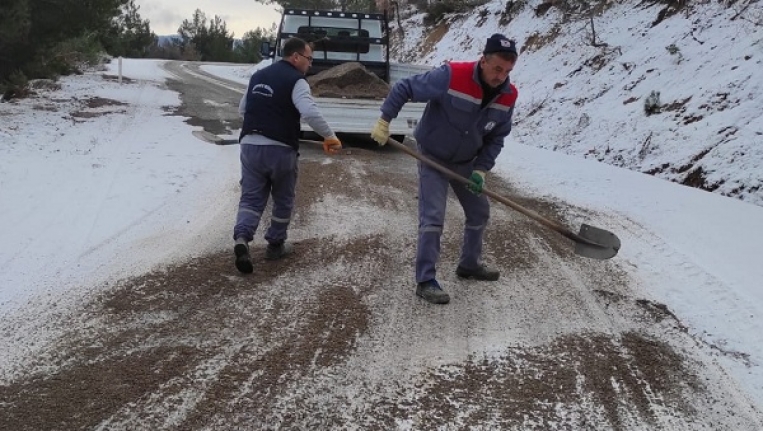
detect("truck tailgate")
[304,98,426,135]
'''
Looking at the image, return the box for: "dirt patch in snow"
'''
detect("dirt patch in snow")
[0,231,380,430]
[296,144,416,214]
[101,74,135,84]
[85,96,128,109]
[402,331,699,429]
[421,22,450,58]
[522,25,562,54]
[70,97,128,119]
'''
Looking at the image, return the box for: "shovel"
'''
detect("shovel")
[194,130,619,259]
[384,137,621,260]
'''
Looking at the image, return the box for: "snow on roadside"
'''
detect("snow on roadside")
[199,60,271,86]
[0,58,239,314]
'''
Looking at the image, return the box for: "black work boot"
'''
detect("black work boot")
[456,264,500,281]
[265,242,293,260]
[234,243,253,274]
[416,279,450,304]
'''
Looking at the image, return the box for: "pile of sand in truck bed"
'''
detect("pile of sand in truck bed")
[307,62,390,99]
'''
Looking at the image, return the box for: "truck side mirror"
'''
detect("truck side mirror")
[260,41,273,58]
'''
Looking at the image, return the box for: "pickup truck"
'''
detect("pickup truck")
[260,9,430,137]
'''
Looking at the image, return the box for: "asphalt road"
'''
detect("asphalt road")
[1,61,761,430]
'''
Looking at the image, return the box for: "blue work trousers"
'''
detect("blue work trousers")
[416,154,490,283]
[233,144,298,244]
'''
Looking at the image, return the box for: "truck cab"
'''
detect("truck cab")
[262,9,392,82]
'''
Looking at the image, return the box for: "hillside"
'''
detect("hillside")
[390,0,762,206]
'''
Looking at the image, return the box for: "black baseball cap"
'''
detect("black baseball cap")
[483,33,518,56]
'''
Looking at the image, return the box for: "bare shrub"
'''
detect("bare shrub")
[522,26,562,53]
[500,0,529,25]
[423,0,489,25]
[644,90,662,116]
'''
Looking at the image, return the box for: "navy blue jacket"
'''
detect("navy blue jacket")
[240,60,304,150]
[380,62,518,171]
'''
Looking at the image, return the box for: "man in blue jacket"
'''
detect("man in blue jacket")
[234,37,342,274]
[371,34,519,304]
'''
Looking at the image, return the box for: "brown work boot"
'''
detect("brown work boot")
[416,279,450,304]
[456,264,500,281]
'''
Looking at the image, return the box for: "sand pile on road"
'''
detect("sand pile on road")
[307,62,390,99]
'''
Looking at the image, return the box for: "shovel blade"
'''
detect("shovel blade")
[574,223,621,260]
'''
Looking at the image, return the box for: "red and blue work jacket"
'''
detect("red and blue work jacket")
[380,61,518,171]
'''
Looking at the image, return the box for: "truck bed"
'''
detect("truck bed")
[305,97,426,135]
[303,62,431,136]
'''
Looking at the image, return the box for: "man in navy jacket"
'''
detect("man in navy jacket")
[234,37,342,274]
[371,34,519,304]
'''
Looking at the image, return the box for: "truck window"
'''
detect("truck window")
[297,26,371,54]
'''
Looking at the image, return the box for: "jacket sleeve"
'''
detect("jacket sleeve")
[379,64,450,121]
[292,79,335,139]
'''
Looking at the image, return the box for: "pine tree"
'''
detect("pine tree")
[177,10,235,62]
[234,29,271,63]
[104,0,156,57]
[0,0,32,82]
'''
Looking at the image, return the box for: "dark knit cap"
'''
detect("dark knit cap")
[483,33,518,56]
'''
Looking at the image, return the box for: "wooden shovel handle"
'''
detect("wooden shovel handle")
[383,137,590,244]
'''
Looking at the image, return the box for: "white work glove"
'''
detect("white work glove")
[371,118,390,146]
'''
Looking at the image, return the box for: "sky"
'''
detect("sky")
[1,0,762,418]
[135,0,282,37]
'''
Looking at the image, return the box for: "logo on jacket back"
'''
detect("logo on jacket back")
[485,121,496,131]
[252,84,273,97]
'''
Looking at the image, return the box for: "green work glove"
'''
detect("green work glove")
[466,170,486,195]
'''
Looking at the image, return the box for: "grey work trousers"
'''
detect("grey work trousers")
[416,155,490,283]
[233,144,298,244]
